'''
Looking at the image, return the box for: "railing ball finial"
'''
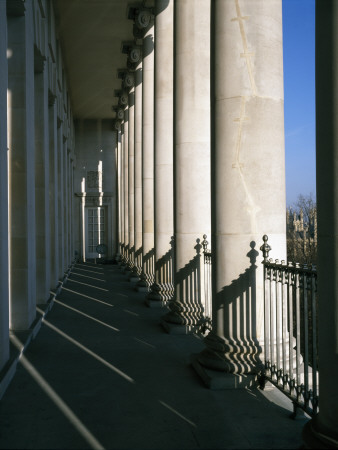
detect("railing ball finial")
[260,235,271,261]
[202,234,209,253]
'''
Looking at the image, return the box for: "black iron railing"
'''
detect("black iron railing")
[260,235,319,417]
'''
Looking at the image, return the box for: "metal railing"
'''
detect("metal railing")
[201,234,212,329]
[260,235,319,417]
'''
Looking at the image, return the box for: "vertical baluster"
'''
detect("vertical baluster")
[261,235,271,378]
[208,256,211,319]
[303,269,309,410]
[311,269,318,413]
[288,262,294,395]
[271,261,276,379]
[265,264,271,374]
[295,263,301,403]
[275,260,281,383]
[281,261,288,389]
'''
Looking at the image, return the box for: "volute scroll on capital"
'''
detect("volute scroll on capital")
[123,72,135,89]
[113,120,121,131]
[119,92,129,106]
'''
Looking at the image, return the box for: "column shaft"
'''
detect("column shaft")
[134,60,143,276]
[147,0,174,305]
[0,0,9,369]
[137,20,155,290]
[8,3,37,330]
[303,1,338,446]
[128,88,135,270]
[197,0,286,379]
[162,0,211,330]
[58,124,64,278]
[35,66,50,303]
[64,148,69,267]
[123,112,129,265]
[116,129,122,261]
[49,101,58,285]
[120,126,125,260]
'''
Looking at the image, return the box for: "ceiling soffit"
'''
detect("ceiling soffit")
[53,0,136,119]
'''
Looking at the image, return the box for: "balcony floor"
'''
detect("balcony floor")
[0,262,309,449]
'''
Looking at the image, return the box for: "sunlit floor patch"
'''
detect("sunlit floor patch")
[159,401,197,428]
[53,300,119,331]
[67,279,109,292]
[71,272,106,282]
[73,266,105,275]
[10,335,105,450]
[40,318,135,384]
[134,338,156,349]
[62,287,113,307]
[123,309,139,317]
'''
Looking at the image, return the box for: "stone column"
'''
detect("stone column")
[123,107,129,267]
[57,123,65,278]
[133,56,143,279]
[302,1,338,446]
[0,0,9,369]
[147,0,174,306]
[7,1,37,330]
[194,0,286,387]
[49,99,59,285]
[162,0,211,332]
[70,157,75,261]
[35,59,51,304]
[115,127,122,261]
[120,124,125,262]
[64,148,69,267]
[128,84,135,273]
[137,16,155,291]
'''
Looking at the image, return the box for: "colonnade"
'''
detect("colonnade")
[0,0,337,446]
[116,0,286,366]
[116,1,338,446]
[0,0,75,396]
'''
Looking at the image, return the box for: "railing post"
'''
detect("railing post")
[202,234,212,323]
[260,235,271,387]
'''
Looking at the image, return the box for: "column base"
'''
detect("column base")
[190,354,258,390]
[129,275,140,283]
[128,265,142,283]
[161,300,204,330]
[160,319,192,334]
[145,282,174,307]
[146,298,166,308]
[137,285,150,293]
[196,331,264,374]
[302,416,338,449]
[127,269,140,283]
[136,272,154,292]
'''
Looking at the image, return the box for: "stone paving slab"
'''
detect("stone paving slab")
[0,263,308,449]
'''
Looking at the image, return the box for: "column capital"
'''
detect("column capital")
[113,120,121,132]
[117,69,135,89]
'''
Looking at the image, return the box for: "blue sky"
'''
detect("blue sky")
[282,0,316,206]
